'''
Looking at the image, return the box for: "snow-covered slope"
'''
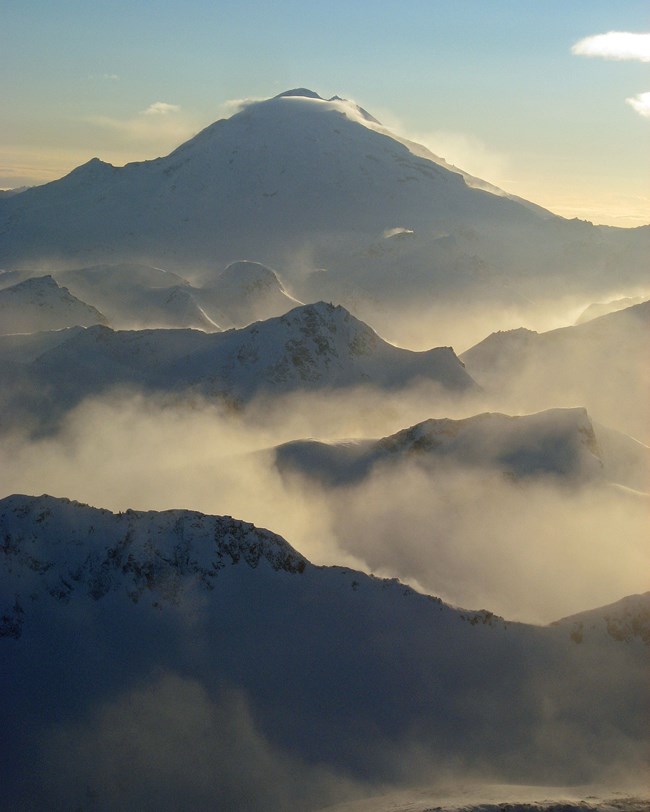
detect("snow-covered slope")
[0,269,31,290]
[575,294,649,325]
[0,89,645,312]
[159,300,476,397]
[196,260,302,328]
[0,325,84,364]
[552,591,650,645]
[1,494,647,810]
[55,262,219,331]
[0,274,107,334]
[460,300,650,443]
[3,261,300,331]
[275,407,632,488]
[322,784,650,812]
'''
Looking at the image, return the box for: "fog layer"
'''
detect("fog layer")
[2,389,646,623]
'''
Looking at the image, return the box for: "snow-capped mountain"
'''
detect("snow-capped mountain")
[0,274,107,334]
[0,301,476,432]
[196,260,303,328]
[1,494,647,810]
[0,90,541,266]
[0,89,646,314]
[575,294,649,325]
[0,325,84,364]
[274,407,645,489]
[460,300,650,443]
[0,260,303,332]
[55,262,219,331]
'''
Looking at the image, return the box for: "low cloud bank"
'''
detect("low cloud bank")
[1,388,646,623]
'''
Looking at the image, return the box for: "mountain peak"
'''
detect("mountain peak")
[0,493,308,623]
[61,156,115,184]
[268,89,381,125]
[2,85,622,279]
[273,88,323,100]
[218,260,283,290]
[74,156,112,171]
[12,273,58,289]
[0,274,108,334]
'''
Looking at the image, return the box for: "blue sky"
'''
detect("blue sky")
[2,1,648,225]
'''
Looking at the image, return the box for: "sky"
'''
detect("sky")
[1,0,648,227]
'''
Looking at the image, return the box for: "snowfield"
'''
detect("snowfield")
[317,783,650,812]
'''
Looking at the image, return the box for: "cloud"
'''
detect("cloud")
[142,101,181,115]
[626,91,650,118]
[218,97,264,118]
[345,102,511,188]
[405,129,509,186]
[87,102,197,150]
[2,381,647,624]
[571,31,650,62]
[572,33,650,121]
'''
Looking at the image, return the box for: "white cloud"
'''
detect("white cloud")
[572,32,650,120]
[409,130,508,185]
[626,91,650,118]
[142,101,181,116]
[86,103,197,151]
[571,31,650,62]
[218,97,263,118]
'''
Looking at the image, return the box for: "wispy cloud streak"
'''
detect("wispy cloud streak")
[142,101,181,115]
[626,91,650,118]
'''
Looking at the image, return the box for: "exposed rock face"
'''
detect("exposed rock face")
[0,494,307,637]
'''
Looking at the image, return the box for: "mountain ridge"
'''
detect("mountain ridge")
[460,300,650,443]
[0,274,108,334]
[274,407,615,487]
[0,301,477,433]
[2,492,647,635]
[1,493,647,808]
